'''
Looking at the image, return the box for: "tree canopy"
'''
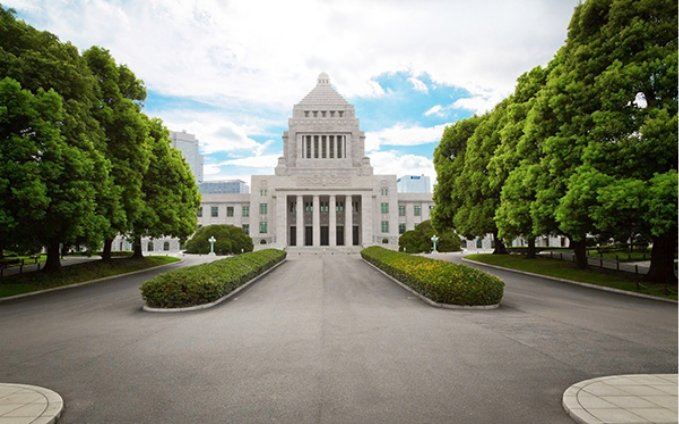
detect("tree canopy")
[432,0,677,283]
[0,7,200,271]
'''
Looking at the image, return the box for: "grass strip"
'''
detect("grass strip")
[465,254,676,301]
[0,256,179,298]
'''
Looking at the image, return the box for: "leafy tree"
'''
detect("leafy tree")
[432,116,482,234]
[398,220,460,253]
[0,77,54,256]
[554,0,677,279]
[130,117,200,258]
[453,100,510,254]
[489,66,547,258]
[0,7,112,272]
[185,225,253,255]
[83,46,150,261]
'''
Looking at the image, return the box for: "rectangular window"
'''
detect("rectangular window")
[242,224,249,235]
[329,136,334,158]
[226,206,234,217]
[381,221,389,233]
[314,136,319,158]
[414,205,422,216]
[259,222,267,234]
[398,205,405,217]
[197,207,203,217]
[336,201,344,212]
[259,203,268,215]
[321,135,327,158]
[260,189,267,196]
[380,188,388,196]
[337,135,342,158]
[306,136,311,158]
[380,202,389,214]
[242,206,249,217]
[211,206,218,217]
[399,223,406,234]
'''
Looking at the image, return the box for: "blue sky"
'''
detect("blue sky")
[8,0,579,189]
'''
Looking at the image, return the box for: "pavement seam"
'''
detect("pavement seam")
[361,259,501,310]
[461,258,677,304]
[0,259,184,303]
[142,259,287,312]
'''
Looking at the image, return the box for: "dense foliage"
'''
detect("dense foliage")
[0,7,199,270]
[185,225,253,255]
[432,0,677,283]
[361,246,504,306]
[398,220,460,253]
[141,249,286,308]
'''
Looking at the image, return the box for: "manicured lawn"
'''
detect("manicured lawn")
[0,256,179,299]
[465,254,677,301]
[585,249,651,262]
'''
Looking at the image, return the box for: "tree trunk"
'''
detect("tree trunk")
[42,240,62,273]
[492,231,508,255]
[526,237,536,259]
[645,233,678,285]
[571,238,588,269]
[132,236,144,259]
[101,238,113,261]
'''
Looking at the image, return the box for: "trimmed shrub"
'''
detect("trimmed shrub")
[185,224,253,255]
[398,220,461,253]
[361,246,504,306]
[141,249,285,308]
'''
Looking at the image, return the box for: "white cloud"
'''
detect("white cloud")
[8,0,578,109]
[365,123,448,152]
[219,155,280,168]
[408,76,429,93]
[424,104,444,117]
[451,91,505,114]
[370,150,436,190]
[153,109,278,155]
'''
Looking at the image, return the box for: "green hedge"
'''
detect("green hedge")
[361,246,504,306]
[141,249,286,308]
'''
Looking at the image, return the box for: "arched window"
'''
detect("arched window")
[163,241,170,251]
[147,241,154,252]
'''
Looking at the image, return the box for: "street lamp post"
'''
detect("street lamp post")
[208,236,216,256]
[431,235,439,253]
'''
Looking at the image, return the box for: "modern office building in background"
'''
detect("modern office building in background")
[199,180,250,194]
[169,130,204,183]
[397,175,431,193]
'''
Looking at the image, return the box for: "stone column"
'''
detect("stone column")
[312,194,320,247]
[345,194,352,246]
[361,192,373,247]
[329,194,336,246]
[275,193,287,248]
[296,195,304,247]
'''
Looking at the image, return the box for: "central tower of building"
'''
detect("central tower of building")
[275,72,373,177]
[250,73,396,250]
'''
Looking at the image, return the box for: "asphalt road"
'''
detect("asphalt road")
[0,254,675,423]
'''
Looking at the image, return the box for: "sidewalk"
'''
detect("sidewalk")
[0,383,63,424]
[563,374,678,423]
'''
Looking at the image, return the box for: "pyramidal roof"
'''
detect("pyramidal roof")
[297,73,350,107]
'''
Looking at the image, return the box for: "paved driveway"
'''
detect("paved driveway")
[0,254,675,423]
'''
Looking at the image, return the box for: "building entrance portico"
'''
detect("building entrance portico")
[280,192,363,248]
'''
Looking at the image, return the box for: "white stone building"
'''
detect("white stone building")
[199,73,433,251]
[113,73,434,254]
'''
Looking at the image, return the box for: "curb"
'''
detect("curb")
[0,383,64,424]
[0,258,183,303]
[461,258,678,304]
[561,374,678,424]
[142,259,287,313]
[362,259,500,310]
